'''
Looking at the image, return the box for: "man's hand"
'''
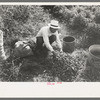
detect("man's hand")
[51,50,57,58]
[60,49,63,53]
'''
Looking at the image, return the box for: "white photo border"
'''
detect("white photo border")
[0,2,100,98]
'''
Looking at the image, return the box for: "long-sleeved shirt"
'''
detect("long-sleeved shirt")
[36,26,62,52]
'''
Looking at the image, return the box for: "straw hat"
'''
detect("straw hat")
[48,20,60,29]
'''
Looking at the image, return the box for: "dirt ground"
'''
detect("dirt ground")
[0,48,90,82]
[0,23,100,82]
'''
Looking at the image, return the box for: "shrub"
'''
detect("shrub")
[60,7,74,24]
[13,5,29,23]
[0,5,51,48]
[69,14,88,31]
[94,12,100,24]
[43,5,75,24]
[83,23,100,48]
[45,5,64,22]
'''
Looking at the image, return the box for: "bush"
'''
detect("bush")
[83,23,100,48]
[69,14,88,31]
[94,12,100,24]
[43,5,64,22]
[60,7,74,23]
[0,5,51,48]
[43,5,75,24]
[13,5,29,23]
[37,50,80,82]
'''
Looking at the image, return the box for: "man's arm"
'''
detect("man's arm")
[43,32,54,52]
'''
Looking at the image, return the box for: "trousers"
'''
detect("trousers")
[36,35,56,51]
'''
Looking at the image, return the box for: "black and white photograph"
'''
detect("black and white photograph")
[0,3,100,82]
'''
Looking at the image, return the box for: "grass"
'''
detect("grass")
[0,22,100,82]
[0,48,89,82]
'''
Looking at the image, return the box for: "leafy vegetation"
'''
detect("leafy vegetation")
[0,5,100,82]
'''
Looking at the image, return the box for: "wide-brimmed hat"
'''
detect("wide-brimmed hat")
[48,20,60,29]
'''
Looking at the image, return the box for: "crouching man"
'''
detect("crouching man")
[35,20,63,56]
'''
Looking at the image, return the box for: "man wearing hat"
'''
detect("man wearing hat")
[35,20,62,55]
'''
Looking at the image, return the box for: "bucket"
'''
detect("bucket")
[63,36,75,53]
[88,45,100,68]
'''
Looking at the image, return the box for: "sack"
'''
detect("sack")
[13,41,33,58]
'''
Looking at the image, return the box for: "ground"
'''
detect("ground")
[0,47,90,82]
[0,23,100,82]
